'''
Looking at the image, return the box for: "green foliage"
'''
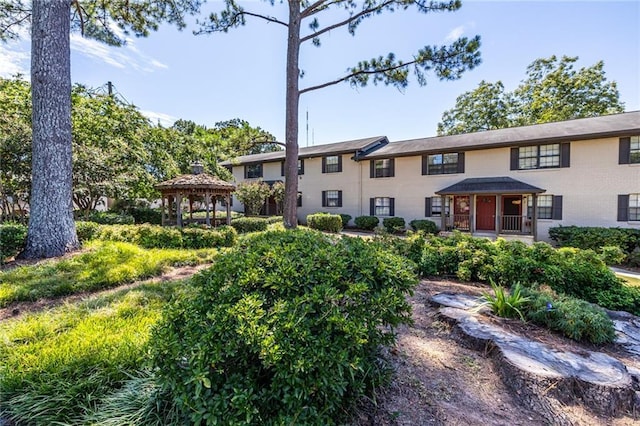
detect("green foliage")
[523,286,616,345]
[81,210,136,225]
[271,181,286,215]
[354,215,379,231]
[383,217,406,233]
[599,246,627,266]
[129,207,163,225]
[480,282,529,320]
[231,217,269,233]
[95,223,237,249]
[307,212,343,233]
[151,230,416,424]
[0,280,181,425]
[0,222,27,262]
[549,225,640,262]
[339,213,352,227]
[0,241,217,307]
[235,180,272,216]
[409,219,438,234]
[438,55,624,135]
[75,220,101,242]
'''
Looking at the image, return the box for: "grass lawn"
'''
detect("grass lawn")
[0,279,186,425]
[0,240,216,307]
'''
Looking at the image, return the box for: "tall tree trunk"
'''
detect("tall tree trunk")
[283,1,301,229]
[19,0,79,259]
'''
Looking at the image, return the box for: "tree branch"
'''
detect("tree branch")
[240,11,288,27]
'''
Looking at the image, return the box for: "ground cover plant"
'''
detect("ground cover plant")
[150,229,417,425]
[94,223,237,249]
[0,280,183,425]
[0,240,217,307]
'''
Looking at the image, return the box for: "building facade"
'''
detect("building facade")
[221,112,640,242]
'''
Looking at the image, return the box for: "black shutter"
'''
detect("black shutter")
[370,198,375,216]
[619,137,631,164]
[337,155,343,172]
[421,155,428,175]
[561,143,570,168]
[389,198,395,216]
[457,152,465,173]
[510,148,519,170]
[338,191,343,207]
[618,194,629,221]
[322,191,327,207]
[370,160,375,178]
[322,157,327,173]
[389,159,395,177]
[281,161,285,176]
[299,159,304,175]
[552,196,563,220]
[425,197,432,217]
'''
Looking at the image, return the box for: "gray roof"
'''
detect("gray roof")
[365,111,640,159]
[436,177,545,195]
[221,136,388,166]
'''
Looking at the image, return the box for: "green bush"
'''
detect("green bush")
[549,226,640,262]
[523,286,616,344]
[75,221,101,242]
[96,224,237,249]
[231,217,269,233]
[339,214,352,227]
[599,245,627,265]
[151,230,416,425]
[263,216,284,225]
[354,215,379,231]
[409,219,438,234]
[307,212,343,233]
[82,211,135,225]
[382,217,406,233]
[130,207,163,225]
[480,282,528,320]
[0,222,27,262]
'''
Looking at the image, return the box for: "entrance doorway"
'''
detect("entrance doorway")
[502,196,522,231]
[476,195,496,231]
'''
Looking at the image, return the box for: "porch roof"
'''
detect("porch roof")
[436,177,546,195]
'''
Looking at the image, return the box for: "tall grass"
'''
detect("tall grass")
[0,280,185,425]
[0,241,216,307]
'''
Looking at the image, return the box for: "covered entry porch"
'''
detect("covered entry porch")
[436,177,546,241]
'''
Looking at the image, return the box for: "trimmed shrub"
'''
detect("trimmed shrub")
[409,219,438,234]
[264,216,283,225]
[95,224,236,249]
[549,226,640,262]
[0,222,27,262]
[80,211,135,225]
[307,212,343,233]
[130,207,163,225]
[523,286,616,345]
[354,215,379,231]
[231,217,269,233]
[339,214,352,228]
[75,221,101,242]
[382,217,406,233]
[599,245,627,266]
[151,230,416,425]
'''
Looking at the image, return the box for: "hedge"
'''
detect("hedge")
[549,226,640,262]
[354,215,379,231]
[0,222,27,262]
[307,212,343,233]
[382,217,405,233]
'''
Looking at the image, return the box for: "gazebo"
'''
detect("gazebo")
[154,163,235,227]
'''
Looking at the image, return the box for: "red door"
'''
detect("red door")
[476,196,496,231]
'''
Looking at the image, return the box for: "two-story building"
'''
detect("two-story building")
[221,111,640,242]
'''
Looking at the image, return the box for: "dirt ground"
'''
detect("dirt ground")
[353,279,640,426]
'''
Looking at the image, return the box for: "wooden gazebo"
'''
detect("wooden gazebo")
[155,164,235,227]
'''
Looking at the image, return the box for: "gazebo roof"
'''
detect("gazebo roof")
[155,173,235,192]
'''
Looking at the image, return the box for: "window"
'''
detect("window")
[370,158,394,178]
[322,190,342,207]
[422,152,464,175]
[630,194,640,221]
[427,196,450,217]
[527,195,562,220]
[245,163,262,179]
[322,155,342,173]
[281,159,305,176]
[370,197,395,216]
[632,137,640,164]
[511,143,569,170]
[619,136,640,164]
[619,194,640,221]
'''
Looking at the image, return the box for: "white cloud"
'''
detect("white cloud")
[445,25,465,42]
[70,33,168,72]
[0,42,29,78]
[140,109,177,127]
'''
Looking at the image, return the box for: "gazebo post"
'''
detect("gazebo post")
[205,193,211,227]
[226,193,231,225]
[176,193,183,228]
[167,195,172,224]
[189,196,194,224]
[161,196,166,226]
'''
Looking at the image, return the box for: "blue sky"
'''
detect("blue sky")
[1,1,638,145]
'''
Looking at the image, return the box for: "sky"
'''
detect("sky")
[1,1,638,146]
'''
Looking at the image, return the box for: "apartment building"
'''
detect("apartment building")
[221,111,640,242]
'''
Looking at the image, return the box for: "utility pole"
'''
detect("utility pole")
[107,81,113,96]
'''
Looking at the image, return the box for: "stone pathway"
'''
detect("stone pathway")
[431,293,640,424]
